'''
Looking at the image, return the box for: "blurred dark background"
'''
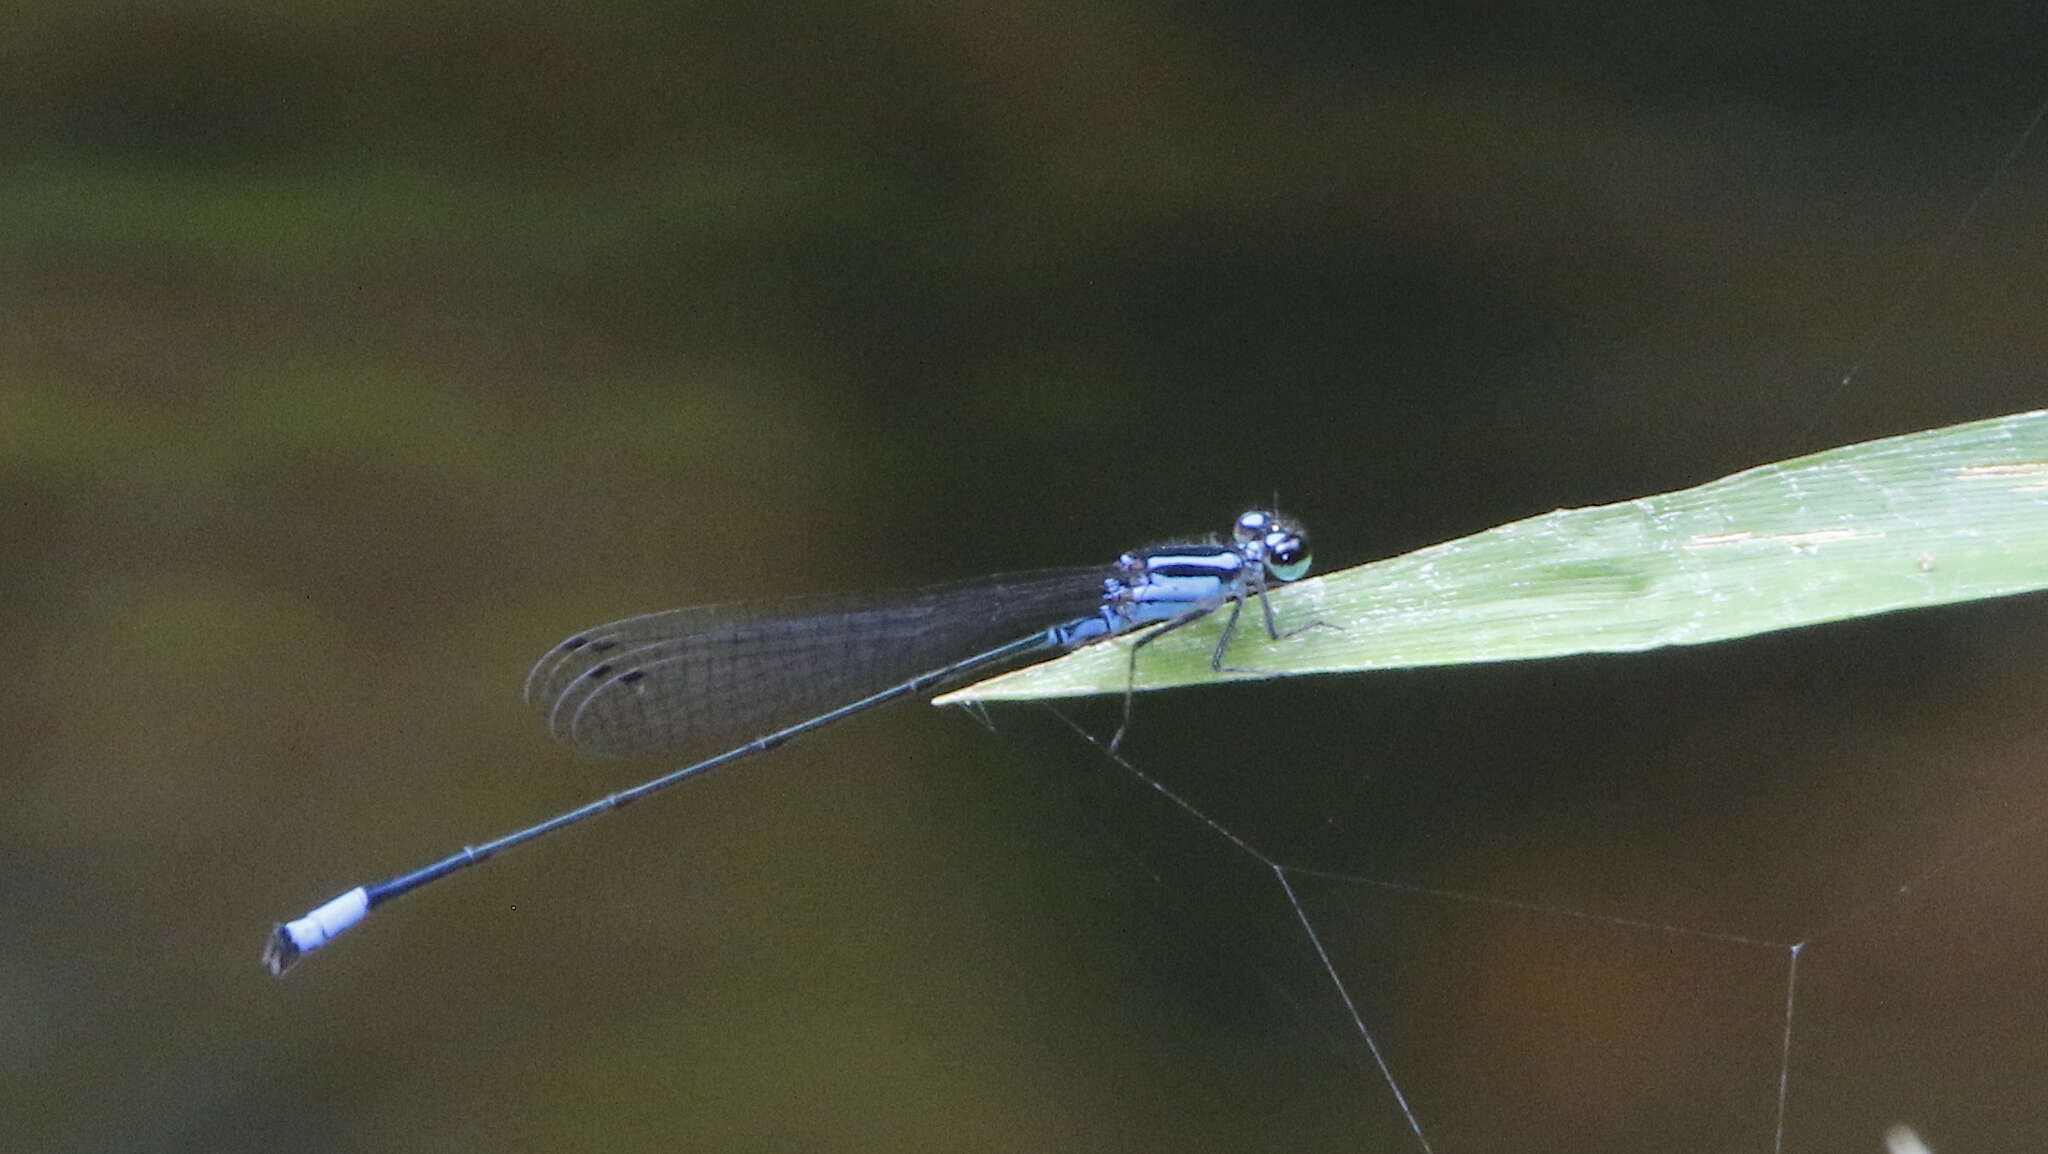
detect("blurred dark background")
[8,3,2048,1151]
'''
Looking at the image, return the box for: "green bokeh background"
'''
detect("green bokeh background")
[10,4,2048,1151]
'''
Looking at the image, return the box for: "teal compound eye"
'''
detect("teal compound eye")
[1264,528,1311,582]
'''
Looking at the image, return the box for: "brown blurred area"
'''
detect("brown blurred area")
[7,3,2048,1151]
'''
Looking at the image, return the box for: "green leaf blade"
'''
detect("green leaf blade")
[936,409,2048,705]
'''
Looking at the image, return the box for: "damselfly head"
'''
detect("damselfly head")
[1234,509,1312,583]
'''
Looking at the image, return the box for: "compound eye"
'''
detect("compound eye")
[1234,510,1272,544]
[1264,531,1312,582]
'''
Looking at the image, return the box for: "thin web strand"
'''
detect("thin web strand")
[1782,801,2048,956]
[1043,704,1433,1150]
[1029,700,2048,1152]
[1038,702,2048,1153]
[1806,89,2048,436]
[1275,866,1435,1154]
[1774,943,1803,1154]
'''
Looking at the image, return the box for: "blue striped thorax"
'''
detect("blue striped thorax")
[1099,508,1312,631]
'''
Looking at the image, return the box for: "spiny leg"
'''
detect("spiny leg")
[1214,578,1336,675]
[1251,567,1338,646]
[1107,601,1220,753]
[1208,587,1249,669]
[1255,568,1283,639]
[1211,580,1275,675]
